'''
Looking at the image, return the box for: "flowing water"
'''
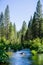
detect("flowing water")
[1,49,43,65]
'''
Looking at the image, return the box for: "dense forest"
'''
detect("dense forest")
[0,0,43,63]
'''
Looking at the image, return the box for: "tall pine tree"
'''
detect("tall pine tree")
[36,0,43,38]
[31,0,43,39]
[4,5,10,39]
[0,12,4,38]
[25,17,32,40]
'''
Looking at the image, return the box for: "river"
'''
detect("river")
[1,49,43,65]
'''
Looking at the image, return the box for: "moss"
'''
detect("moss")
[6,52,13,57]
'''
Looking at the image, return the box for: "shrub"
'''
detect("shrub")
[31,50,37,55]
